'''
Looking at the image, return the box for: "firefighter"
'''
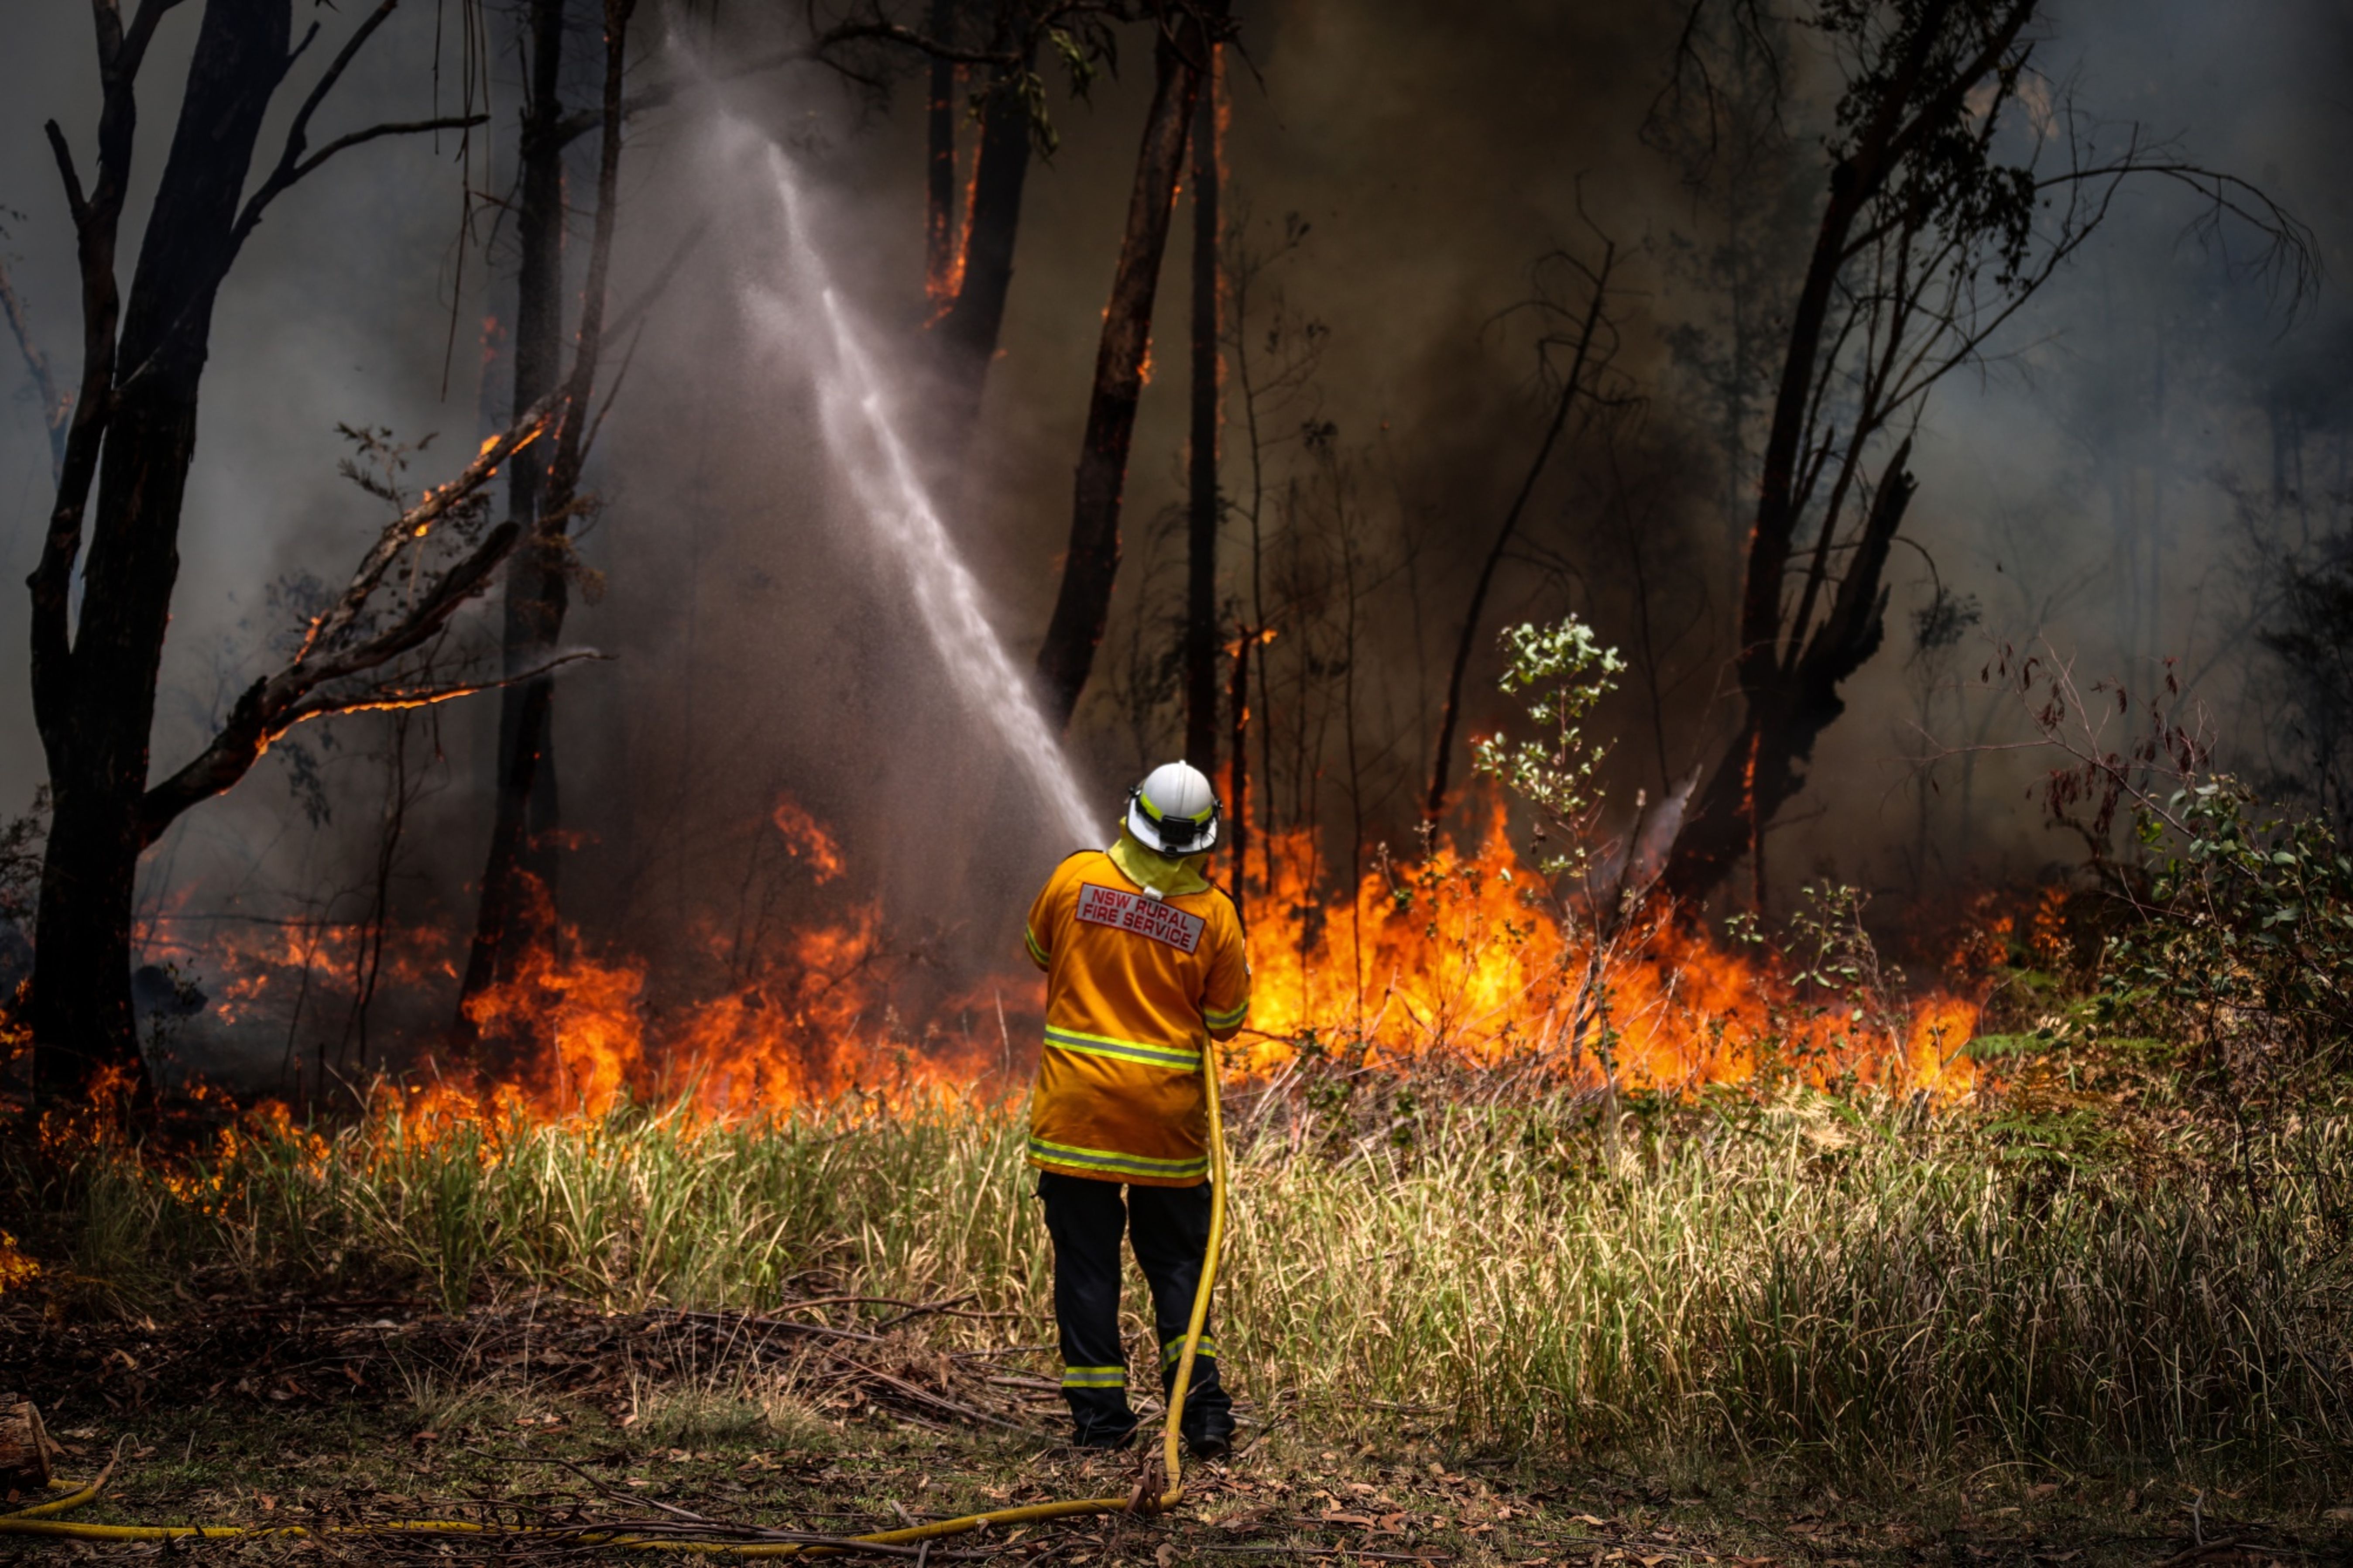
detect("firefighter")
[1022,761,1249,1456]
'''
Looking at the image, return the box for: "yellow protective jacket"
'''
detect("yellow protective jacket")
[1022,847,1250,1186]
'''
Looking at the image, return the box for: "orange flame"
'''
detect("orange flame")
[772,795,846,884]
[167,795,1976,1125]
[1235,799,1978,1097]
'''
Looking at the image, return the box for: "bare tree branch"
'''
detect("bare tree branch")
[116,0,192,73]
[279,114,487,190]
[42,122,91,226]
[2059,158,2324,308]
[135,395,569,844]
[1426,232,1620,821]
[281,650,608,727]
[226,0,484,256]
[297,390,563,663]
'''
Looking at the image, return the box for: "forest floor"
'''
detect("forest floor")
[7,1289,2343,1567]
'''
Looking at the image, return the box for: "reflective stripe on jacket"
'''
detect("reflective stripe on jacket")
[1023,849,1249,1187]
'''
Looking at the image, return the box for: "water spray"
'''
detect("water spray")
[745,139,1099,851]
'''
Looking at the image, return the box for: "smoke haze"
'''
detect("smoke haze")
[0,0,2346,1083]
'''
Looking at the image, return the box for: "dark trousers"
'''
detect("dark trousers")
[1037,1170,1234,1450]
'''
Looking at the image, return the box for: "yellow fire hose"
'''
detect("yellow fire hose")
[0,1052,1230,1555]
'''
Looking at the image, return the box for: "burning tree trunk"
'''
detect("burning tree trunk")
[458,0,577,1030]
[820,5,1135,467]
[923,0,962,304]
[929,41,1040,461]
[1035,2,1226,732]
[24,0,483,1097]
[1182,45,1224,772]
[456,0,638,1064]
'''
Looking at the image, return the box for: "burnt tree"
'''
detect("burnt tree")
[818,2,1129,464]
[1181,41,1224,772]
[923,0,964,303]
[456,0,580,1027]
[22,0,523,1096]
[1657,0,2313,906]
[457,0,794,1034]
[928,31,1042,459]
[1035,0,1230,731]
[456,0,639,1053]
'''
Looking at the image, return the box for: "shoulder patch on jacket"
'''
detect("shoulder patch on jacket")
[1074,882,1207,953]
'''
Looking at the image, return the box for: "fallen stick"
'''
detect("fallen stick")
[827,1355,1029,1431]
[664,1308,887,1346]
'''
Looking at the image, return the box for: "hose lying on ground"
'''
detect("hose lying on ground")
[0,1052,1231,1555]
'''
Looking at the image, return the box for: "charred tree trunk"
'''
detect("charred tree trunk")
[1665,442,1915,897]
[930,40,1038,460]
[457,0,572,1041]
[1035,6,1221,731]
[458,0,634,1067]
[923,0,960,304]
[27,0,292,1098]
[1182,46,1223,773]
[1660,0,2034,905]
[1226,626,1252,925]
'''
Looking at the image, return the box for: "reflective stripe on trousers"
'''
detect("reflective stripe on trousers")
[1036,1170,1233,1451]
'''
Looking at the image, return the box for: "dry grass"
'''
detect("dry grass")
[10,1080,2350,1492]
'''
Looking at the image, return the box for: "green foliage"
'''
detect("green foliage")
[2098,780,2353,1088]
[1816,0,2041,286]
[1979,1103,2122,1174]
[1725,886,1917,1093]
[1961,1030,2055,1060]
[1470,618,1626,879]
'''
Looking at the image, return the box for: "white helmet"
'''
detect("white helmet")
[1126,761,1222,856]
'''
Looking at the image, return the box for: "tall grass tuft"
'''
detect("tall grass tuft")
[11,1086,2348,1485]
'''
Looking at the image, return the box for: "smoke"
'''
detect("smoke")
[0,0,2346,1086]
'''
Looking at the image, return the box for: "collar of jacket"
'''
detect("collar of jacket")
[1104,828,1211,899]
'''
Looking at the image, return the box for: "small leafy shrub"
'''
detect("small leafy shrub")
[2099,781,2353,1091]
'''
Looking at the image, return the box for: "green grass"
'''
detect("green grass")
[10,1081,2352,1496]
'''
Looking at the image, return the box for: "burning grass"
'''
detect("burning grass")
[11,1074,2349,1494]
[10,803,2350,1508]
[141,799,1983,1122]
